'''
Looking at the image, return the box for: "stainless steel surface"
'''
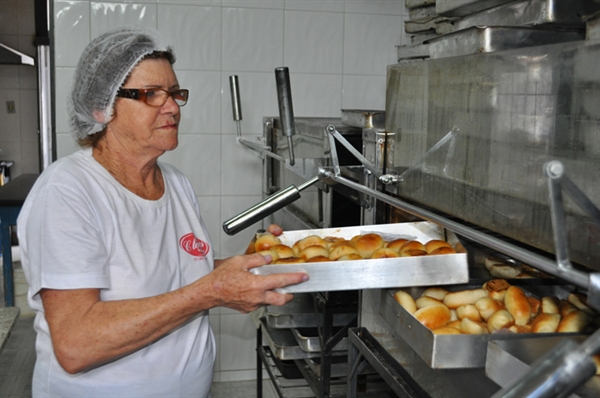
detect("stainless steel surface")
[250,222,469,293]
[222,176,319,236]
[228,75,242,138]
[291,328,347,353]
[265,293,356,329]
[275,67,296,166]
[260,318,319,360]
[427,26,584,59]
[436,0,515,17]
[340,110,385,129]
[303,357,347,378]
[452,0,600,32]
[486,336,600,398]
[37,44,52,171]
[406,0,435,9]
[396,43,430,62]
[385,40,600,272]
[0,43,35,65]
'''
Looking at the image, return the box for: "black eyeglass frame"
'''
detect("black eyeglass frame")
[116,88,189,107]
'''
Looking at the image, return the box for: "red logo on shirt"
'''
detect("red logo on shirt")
[179,233,210,258]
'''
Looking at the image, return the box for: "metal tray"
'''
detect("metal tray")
[427,26,584,59]
[291,327,348,353]
[261,318,320,360]
[436,0,515,17]
[379,284,584,369]
[341,109,385,129]
[486,336,600,397]
[265,293,357,329]
[251,222,470,294]
[302,356,348,378]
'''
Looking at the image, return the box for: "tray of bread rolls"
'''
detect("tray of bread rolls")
[380,279,599,369]
[250,222,469,293]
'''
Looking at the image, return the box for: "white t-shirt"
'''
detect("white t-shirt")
[17,148,216,398]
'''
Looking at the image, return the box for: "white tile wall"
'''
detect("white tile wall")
[51,0,410,382]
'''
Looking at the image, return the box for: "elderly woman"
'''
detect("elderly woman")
[17,26,307,397]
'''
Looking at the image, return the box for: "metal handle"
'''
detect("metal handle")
[229,75,243,137]
[275,67,296,166]
[222,176,319,235]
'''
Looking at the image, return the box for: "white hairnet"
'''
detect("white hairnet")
[68,25,173,139]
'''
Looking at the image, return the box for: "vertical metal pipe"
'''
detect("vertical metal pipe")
[37,45,52,171]
[274,67,296,166]
[229,75,243,137]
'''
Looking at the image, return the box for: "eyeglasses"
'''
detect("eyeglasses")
[116,88,189,107]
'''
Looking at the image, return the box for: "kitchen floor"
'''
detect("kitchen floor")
[0,316,277,398]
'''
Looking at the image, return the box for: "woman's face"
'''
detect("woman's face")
[108,58,181,158]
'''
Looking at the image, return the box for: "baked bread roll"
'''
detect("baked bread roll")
[443,288,488,309]
[414,304,451,330]
[370,248,399,259]
[489,263,522,279]
[394,290,417,314]
[532,313,560,333]
[447,320,462,329]
[509,324,532,334]
[270,244,295,259]
[337,253,363,261]
[416,296,444,309]
[450,309,458,321]
[298,245,329,260]
[424,239,453,254]
[354,233,385,258]
[273,257,306,264]
[293,235,328,256]
[386,239,408,253]
[399,249,428,257]
[329,245,359,261]
[568,293,595,316]
[398,240,426,255]
[429,247,457,255]
[475,297,505,321]
[421,287,450,301]
[559,299,577,317]
[323,236,347,249]
[504,286,531,326]
[456,304,482,322]
[541,296,560,314]
[483,279,510,301]
[557,310,591,333]
[460,318,489,335]
[306,255,331,263]
[255,233,282,252]
[432,326,462,335]
[528,296,541,317]
[487,309,515,332]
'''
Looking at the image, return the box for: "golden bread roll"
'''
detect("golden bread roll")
[429,246,457,255]
[370,248,399,259]
[488,263,523,279]
[483,279,510,301]
[432,326,462,335]
[399,249,428,257]
[541,296,560,314]
[475,297,505,321]
[531,313,561,333]
[398,240,426,255]
[254,233,282,252]
[447,320,462,329]
[323,236,347,249]
[484,256,507,271]
[504,286,531,326]
[270,244,295,259]
[329,245,359,260]
[386,238,409,253]
[298,245,329,260]
[337,253,363,261]
[258,250,279,262]
[306,255,331,263]
[528,296,541,317]
[557,310,591,333]
[421,287,450,301]
[424,239,453,254]
[516,272,534,279]
[443,288,488,309]
[460,318,489,335]
[393,290,417,314]
[350,234,362,244]
[509,324,532,334]
[450,309,458,321]
[292,235,328,256]
[329,239,353,248]
[489,290,506,301]
[456,304,482,322]
[487,309,515,332]
[414,304,451,330]
[568,293,595,316]
[354,233,385,258]
[559,299,577,317]
[415,296,444,309]
[273,257,306,264]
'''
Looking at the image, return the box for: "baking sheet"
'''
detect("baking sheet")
[265,293,357,329]
[251,222,469,293]
[379,285,586,369]
[291,327,348,353]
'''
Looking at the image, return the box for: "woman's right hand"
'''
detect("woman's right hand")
[201,253,308,313]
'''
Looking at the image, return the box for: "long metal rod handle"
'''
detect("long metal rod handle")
[275,67,296,166]
[545,161,572,271]
[326,125,380,178]
[229,75,243,137]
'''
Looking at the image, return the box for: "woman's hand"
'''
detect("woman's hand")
[202,253,307,313]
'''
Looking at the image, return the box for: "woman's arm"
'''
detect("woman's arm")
[42,253,307,374]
